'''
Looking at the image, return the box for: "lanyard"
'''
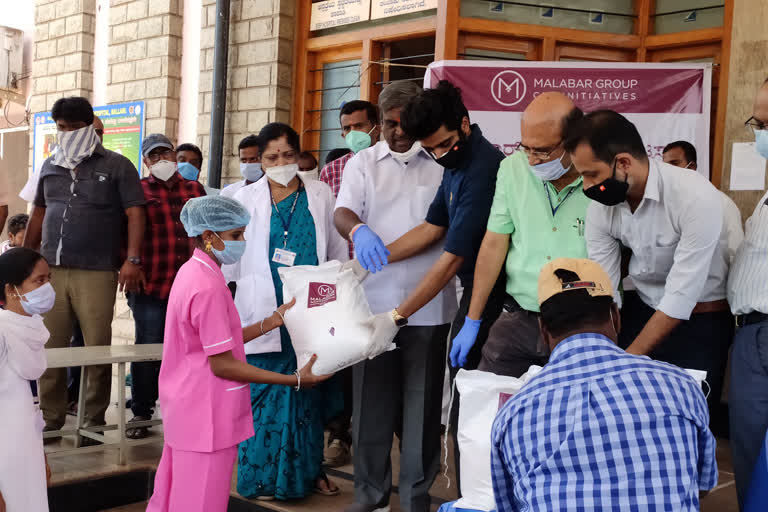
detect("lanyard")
[544,182,576,218]
[270,183,302,248]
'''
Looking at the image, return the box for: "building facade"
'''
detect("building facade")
[0,0,762,213]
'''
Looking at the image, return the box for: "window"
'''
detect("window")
[317,60,361,164]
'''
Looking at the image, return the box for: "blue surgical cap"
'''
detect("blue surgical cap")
[180,195,251,237]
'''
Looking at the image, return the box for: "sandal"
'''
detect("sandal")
[313,471,340,496]
[125,416,151,439]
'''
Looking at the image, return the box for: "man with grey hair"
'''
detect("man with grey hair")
[334,80,457,512]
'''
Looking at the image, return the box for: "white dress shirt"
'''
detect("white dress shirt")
[728,189,768,315]
[0,165,9,206]
[622,184,743,292]
[335,141,457,326]
[587,159,726,320]
[720,191,744,263]
[223,176,349,355]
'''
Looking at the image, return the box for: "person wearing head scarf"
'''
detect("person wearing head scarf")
[226,123,349,501]
[145,195,330,512]
[0,247,55,512]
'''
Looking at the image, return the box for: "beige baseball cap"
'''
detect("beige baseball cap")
[538,258,615,305]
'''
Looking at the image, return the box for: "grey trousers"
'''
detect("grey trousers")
[478,308,549,378]
[352,323,451,512]
[730,320,768,509]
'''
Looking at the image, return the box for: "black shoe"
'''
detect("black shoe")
[80,435,103,447]
[43,426,62,445]
[343,501,390,512]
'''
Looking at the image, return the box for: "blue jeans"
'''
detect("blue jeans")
[127,294,168,418]
[730,320,768,509]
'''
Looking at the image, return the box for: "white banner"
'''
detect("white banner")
[425,61,713,179]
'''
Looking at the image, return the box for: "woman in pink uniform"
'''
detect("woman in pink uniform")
[146,195,329,512]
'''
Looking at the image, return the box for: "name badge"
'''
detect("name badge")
[272,248,297,266]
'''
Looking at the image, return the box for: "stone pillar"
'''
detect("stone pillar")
[197,0,294,186]
[720,0,768,216]
[30,0,96,114]
[108,0,183,148]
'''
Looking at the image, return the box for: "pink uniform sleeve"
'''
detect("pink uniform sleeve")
[189,286,237,356]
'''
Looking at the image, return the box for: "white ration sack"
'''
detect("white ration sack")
[278,260,395,375]
[454,367,543,512]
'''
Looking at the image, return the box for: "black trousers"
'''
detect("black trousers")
[353,324,451,512]
[448,277,505,495]
[619,291,733,418]
[326,367,353,445]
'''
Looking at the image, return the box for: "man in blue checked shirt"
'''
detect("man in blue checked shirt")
[491,258,717,512]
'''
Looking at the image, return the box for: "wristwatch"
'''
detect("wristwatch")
[391,308,408,327]
[127,256,142,266]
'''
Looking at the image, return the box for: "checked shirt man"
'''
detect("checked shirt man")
[491,258,718,512]
[126,134,205,439]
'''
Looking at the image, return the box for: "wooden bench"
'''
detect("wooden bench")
[44,344,164,465]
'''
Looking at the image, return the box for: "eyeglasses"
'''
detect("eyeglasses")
[745,116,768,136]
[147,149,175,164]
[518,140,563,161]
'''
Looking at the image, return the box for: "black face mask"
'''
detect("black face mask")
[584,159,629,206]
[432,132,468,169]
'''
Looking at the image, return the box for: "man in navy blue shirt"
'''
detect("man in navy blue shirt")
[390,79,505,368]
[348,80,505,507]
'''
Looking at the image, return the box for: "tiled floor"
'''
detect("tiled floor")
[48,409,739,512]
[46,377,739,512]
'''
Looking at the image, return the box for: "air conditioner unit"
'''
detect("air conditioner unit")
[0,26,23,92]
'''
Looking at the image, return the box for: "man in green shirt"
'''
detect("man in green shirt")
[449,92,591,377]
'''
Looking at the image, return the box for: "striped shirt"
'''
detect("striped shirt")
[319,151,354,198]
[728,189,768,315]
[491,333,718,512]
[320,151,355,258]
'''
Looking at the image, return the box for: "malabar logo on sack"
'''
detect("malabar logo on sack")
[308,282,337,308]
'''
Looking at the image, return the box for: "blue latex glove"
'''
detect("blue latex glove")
[437,501,492,512]
[353,225,390,273]
[450,316,482,368]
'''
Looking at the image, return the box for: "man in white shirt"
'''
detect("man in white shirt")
[334,80,457,512]
[220,134,263,198]
[662,140,744,262]
[568,110,733,420]
[727,77,768,508]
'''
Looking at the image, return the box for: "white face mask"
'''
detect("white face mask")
[530,151,569,182]
[298,167,319,181]
[52,125,100,169]
[265,163,298,187]
[15,282,56,316]
[150,159,177,181]
[390,141,423,164]
[240,162,263,182]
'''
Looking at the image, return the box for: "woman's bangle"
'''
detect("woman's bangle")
[274,309,285,324]
[293,369,301,391]
[260,319,266,336]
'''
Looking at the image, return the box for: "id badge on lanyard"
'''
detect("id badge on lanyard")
[273,247,297,266]
[271,184,302,266]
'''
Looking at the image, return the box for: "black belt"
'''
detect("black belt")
[503,294,540,316]
[737,312,768,328]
